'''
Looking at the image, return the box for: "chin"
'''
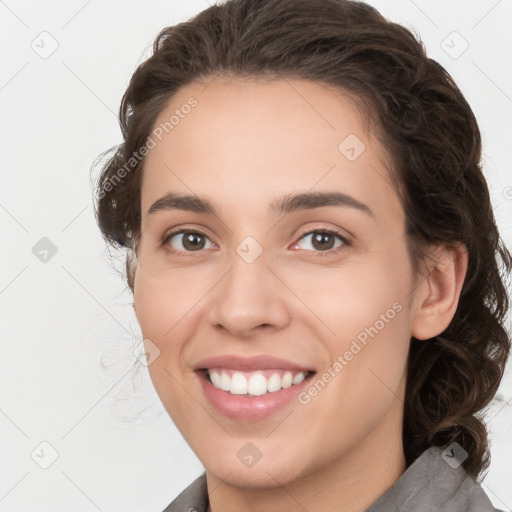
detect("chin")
[205,460,300,490]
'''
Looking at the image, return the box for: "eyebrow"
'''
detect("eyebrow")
[147,191,374,218]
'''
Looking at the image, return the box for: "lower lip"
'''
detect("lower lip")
[196,370,315,421]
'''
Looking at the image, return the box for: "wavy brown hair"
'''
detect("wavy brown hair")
[92,0,512,478]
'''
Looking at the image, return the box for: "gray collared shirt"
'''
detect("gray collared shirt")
[162,446,503,511]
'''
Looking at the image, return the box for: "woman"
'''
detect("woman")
[93,0,511,510]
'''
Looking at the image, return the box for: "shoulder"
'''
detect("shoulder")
[161,473,208,512]
[366,446,503,512]
[424,446,503,512]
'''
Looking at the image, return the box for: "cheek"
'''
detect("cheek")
[278,247,410,336]
[133,282,168,342]
[133,274,185,401]
[321,315,410,445]
[297,285,410,457]
[132,262,219,409]
[133,260,211,338]
[290,249,412,407]
[133,273,196,420]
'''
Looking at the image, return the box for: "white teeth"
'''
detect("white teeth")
[247,373,268,396]
[281,371,293,388]
[292,371,306,385]
[230,372,248,394]
[220,372,231,391]
[207,369,309,395]
[267,373,282,392]
[210,371,222,389]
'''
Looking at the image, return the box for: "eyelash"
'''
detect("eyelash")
[160,227,351,257]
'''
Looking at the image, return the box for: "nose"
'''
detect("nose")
[206,248,291,339]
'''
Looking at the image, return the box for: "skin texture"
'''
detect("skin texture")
[132,77,468,512]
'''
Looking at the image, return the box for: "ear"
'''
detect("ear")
[411,243,468,340]
[127,247,138,294]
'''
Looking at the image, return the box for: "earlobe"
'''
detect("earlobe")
[411,243,468,340]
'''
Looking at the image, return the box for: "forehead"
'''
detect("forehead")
[140,77,401,223]
[147,77,368,167]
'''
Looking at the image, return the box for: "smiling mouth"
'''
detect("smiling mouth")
[200,368,316,396]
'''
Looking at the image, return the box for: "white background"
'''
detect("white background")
[1,0,511,510]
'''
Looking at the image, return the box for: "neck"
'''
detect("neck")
[205,406,407,512]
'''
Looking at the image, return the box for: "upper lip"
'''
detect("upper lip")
[193,355,315,373]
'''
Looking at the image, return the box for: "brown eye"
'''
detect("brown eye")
[162,230,214,252]
[311,232,336,250]
[294,229,349,253]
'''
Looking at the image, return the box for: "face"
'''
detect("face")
[133,77,420,489]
